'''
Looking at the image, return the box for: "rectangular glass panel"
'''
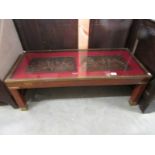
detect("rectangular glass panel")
[10,50,147,80]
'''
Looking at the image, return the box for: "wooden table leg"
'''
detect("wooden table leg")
[9,89,28,111]
[129,84,147,105]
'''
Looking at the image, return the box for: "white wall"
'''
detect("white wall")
[0,19,24,80]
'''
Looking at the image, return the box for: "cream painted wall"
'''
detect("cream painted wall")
[78,19,90,49]
[0,19,24,80]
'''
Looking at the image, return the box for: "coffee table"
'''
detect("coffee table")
[5,49,152,110]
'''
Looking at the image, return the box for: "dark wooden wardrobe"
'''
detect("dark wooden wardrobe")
[89,19,133,48]
[14,19,78,50]
[127,19,155,112]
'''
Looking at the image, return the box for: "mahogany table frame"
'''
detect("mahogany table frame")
[4,49,152,110]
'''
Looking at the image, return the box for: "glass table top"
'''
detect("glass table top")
[9,50,149,80]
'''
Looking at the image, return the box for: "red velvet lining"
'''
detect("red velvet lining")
[11,50,146,79]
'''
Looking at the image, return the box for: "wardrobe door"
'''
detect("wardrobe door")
[89,19,133,48]
[127,19,155,113]
[134,20,155,75]
[14,19,78,50]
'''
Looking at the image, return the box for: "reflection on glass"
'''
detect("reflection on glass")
[10,50,146,80]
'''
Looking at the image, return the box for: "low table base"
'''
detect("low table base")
[9,84,147,111]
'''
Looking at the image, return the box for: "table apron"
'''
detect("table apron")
[6,78,149,89]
